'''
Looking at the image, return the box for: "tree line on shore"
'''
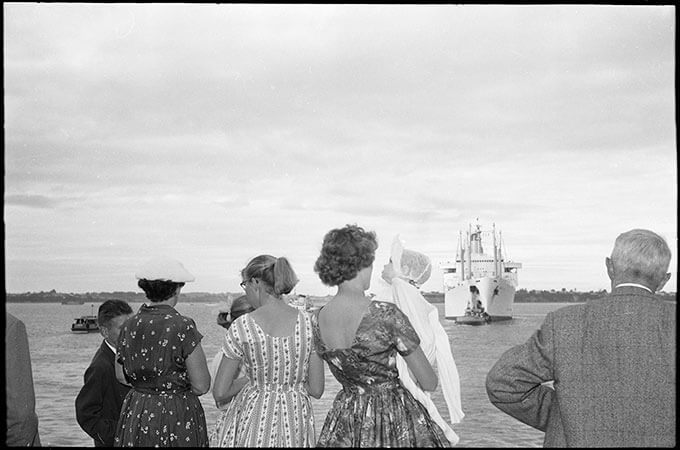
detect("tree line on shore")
[5,288,676,304]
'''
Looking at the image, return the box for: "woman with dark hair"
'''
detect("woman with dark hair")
[114,257,211,447]
[312,224,450,447]
[210,255,324,447]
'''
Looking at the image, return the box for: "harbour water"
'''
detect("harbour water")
[5,301,575,447]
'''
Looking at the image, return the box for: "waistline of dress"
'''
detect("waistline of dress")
[252,382,306,393]
[132,386,190,395]
[341,380,401,394]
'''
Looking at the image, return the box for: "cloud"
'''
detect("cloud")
[4,193,74,209]
[3,5,676,294]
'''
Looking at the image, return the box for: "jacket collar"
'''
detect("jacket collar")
[614,282,653,293]
[99,340,116,363]
[103,339,116,355]
[611,284,655,297]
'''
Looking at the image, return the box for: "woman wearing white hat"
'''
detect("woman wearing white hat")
[381,235,465,446]
[114,257,211,447]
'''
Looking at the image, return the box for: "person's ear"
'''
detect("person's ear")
[656,272,671,292]
[605,257,615,280]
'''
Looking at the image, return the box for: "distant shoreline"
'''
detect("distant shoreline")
[5,289,676,304]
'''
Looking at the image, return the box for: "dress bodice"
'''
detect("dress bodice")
[223,310,313,388]
[312,301,420,393]
[117,303,202,394]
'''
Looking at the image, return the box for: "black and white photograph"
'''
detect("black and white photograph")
[5,4,676,447]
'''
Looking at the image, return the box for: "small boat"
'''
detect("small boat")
[71,305,99,333]
[71,316,99,333]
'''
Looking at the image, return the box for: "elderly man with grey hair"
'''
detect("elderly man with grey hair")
[485,229,675,448]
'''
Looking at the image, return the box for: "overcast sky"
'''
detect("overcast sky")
[4,4,677,296]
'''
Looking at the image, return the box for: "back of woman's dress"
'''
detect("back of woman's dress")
[210,310,316,447]
[312,300,450,447]
[115,303,208,447]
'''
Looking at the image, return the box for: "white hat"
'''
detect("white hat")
[135,257,195,283]
[391,235,432,287]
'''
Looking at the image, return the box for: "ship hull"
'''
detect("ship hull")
[444,276,515,322]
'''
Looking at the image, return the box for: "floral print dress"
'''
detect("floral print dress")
[313,300,451,447]
[114,303,208,447]
[209,310,316,447]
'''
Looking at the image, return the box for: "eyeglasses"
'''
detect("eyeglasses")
[240,278,255,290]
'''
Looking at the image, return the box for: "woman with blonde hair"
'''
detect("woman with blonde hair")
[210,255,324,447]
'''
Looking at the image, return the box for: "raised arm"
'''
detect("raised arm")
[402,345,437,391]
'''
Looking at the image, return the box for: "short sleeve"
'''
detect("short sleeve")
[116,324,128,365]
[222,317,244,360]
[310,309,324,354]
[386,302,421,356]
[179,316,203,359]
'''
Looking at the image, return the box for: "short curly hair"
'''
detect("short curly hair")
[314,224,378,286]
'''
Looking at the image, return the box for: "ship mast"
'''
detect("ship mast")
[493,223,498,277]
[499,231,503,261]
[459,230,465,280]
[467,223,472,279]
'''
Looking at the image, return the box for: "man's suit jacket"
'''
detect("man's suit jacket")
[5,313,41,446]
[75,340,131,447]
[486,286,676,447]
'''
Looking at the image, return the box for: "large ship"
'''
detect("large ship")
[440,222,522,323]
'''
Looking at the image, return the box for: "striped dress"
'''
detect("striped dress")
[209,310,316,447]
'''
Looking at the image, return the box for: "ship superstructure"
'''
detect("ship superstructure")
[440,222,522,322]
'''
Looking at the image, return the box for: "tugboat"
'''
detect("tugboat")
[71,304,99,333]
[455,286,491,325]
[441,221,522,323]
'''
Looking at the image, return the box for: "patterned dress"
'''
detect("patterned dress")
[114,303,208,447]
[210,310,316,447]
[313,300,451,447]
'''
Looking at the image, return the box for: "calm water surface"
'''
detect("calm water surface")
[6,301,575,447]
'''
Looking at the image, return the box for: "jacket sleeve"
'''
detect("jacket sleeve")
[485,311,556,431]
[5,317,41,447]
[75,362,117,446]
